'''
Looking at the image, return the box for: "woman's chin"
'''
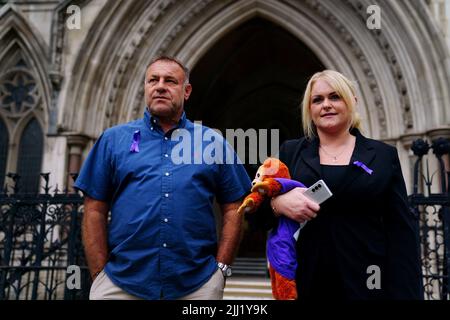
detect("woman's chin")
[317,124,346,134]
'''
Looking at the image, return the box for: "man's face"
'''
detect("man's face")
[144,60,192,119]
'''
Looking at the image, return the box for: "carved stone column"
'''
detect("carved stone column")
[428,128,450,191]
[66,134,90,192]
[427,128,450,142]
[397,134,424,194]
[400,133,425,152]
[381,138,397,147]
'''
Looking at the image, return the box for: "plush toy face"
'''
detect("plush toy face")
[237,158,292,215]
[252,166,265,186]
[252,158,290,186]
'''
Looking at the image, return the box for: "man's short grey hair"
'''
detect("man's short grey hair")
[146,55,190,83]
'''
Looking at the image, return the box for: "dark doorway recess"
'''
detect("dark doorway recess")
[187,18,324,257]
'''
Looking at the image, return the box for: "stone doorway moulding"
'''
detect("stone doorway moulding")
[55,0,450,259]
[61,0,450,143]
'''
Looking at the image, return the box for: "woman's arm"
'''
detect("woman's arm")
[271,187,320,223]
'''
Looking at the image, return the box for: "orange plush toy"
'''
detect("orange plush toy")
[237,158,306,300]
[237,158,290,215]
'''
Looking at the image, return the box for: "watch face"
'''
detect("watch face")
[218,263,232,277]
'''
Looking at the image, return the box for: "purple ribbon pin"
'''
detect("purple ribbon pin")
[130,130,140,153]
[353,161,373,175]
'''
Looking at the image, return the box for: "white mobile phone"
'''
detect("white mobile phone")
[303,179,333,204]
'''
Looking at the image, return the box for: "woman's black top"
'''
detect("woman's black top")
[320,164,348,194]
[303,164,349,299]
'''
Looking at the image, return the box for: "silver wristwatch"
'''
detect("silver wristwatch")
[217,262,232,277]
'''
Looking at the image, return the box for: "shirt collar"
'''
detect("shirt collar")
[144,108,187,132]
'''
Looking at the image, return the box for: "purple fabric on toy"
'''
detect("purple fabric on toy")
[267,216,301,280]
[274,178,305,192]
[267,178,306,280]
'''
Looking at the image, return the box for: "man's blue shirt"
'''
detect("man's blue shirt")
[74,110,251,299]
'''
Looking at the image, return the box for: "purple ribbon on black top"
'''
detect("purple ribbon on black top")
[353,161,373,175]
[130,130,140,153]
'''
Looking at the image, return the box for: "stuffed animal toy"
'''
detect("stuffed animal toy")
[237,158,306,300]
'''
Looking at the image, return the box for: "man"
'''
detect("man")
[74,56,251,300]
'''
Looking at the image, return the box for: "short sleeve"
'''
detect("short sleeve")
[215,142,251,204]
[73,132,113,201]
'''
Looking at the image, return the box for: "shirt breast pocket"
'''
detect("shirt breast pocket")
[112,152,160,188]
[173,163,218,191]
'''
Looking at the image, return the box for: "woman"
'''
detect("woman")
[270,70,423,299]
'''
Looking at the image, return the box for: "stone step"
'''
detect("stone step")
[223,291,273,300]
[233,260,267,265]
[231,257,269,277]
[225,287,272,295]
[233,269,268,278]
[226,280,271,289]
[235,257,267,264]
[223,296,273,300]
[232,264,267,269]
[224,277,274,300]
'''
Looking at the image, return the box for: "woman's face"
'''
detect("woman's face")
[309,79,352,135]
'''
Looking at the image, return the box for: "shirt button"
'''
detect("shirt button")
[164,137,168,141]
[165,172,170,176]
[164,218,168,223]
[165,193,169,198]
[151,127,154,130]
[164,154,169,158]
[163,243,167,248]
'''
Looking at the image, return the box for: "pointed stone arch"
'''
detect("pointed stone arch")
[60,0,176,136]
[62,0,450,142]
[0,5,51,127]
[0,5,51,177]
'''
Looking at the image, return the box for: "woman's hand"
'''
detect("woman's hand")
[271,187,320,223]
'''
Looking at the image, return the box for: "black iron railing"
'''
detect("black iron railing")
[409,137,450,300]
[0,173,89,300]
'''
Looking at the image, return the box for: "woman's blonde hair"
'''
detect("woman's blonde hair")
[301,70,362,139]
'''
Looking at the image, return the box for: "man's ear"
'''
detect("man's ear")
[184,83,192,100]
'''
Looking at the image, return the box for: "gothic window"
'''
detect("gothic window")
[16,118,43,193]
[0,58,39,117]
[0,119,8,189]
[0,44,45,193]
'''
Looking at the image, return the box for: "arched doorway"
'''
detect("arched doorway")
[186,18,324,257]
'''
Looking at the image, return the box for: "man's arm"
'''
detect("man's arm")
[216,200,244,265]
[82,196,109,280]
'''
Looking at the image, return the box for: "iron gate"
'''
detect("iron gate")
[409,137,450,300]
[0,173,89,300]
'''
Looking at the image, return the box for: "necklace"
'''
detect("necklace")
[319,143,349,162]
